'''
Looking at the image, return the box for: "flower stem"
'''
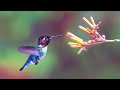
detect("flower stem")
[105,39,120,42]
[87,39,120,46]
[77,47,86,54]
[87,42,104,46]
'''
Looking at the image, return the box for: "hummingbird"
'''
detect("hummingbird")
[18,35,62,71]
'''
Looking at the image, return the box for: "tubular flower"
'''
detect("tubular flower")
[66,16,120,55]
[79,16,102,39]
[67,32,87,54]
[67,32,85,46]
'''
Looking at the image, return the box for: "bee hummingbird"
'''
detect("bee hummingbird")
[18,35,62,71]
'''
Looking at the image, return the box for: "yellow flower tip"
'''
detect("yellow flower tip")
[66,32,72,38]
[87,28,92,34]
[79,26,92,34]
[82,17,86,20]
[67,32,83,40]
[90,16,96,26]
[72,37,85,45]
[79,26,86,30]
[83,17,94,29]
[66,32,85,45]
[70,44,82,48]
[68,42,78,45]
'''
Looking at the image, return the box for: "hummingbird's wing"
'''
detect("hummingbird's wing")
[18,46,42,56]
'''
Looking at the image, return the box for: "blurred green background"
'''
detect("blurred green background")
[0,11,120,79]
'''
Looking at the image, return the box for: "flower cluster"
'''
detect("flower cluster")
[67,16,120,54]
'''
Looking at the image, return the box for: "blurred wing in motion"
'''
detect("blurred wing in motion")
[18,46,42,56]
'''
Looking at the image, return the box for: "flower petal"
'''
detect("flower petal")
[67,32,85,45]
[68,42,78,45]
[70,44,82,48]
[90,16,96,26]
[79,26,92,34]
[83,17,94,29]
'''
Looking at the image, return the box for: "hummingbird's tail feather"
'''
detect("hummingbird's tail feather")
[19,55,37,71]
[19,60,30,71]
[19,64,27,71]
[19,67,24,71]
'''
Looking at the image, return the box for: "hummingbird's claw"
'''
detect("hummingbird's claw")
[35,61,38,65]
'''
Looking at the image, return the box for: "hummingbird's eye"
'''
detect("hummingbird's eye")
[45,37,49,40]
[42,37,48,42]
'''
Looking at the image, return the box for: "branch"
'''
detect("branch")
[86,41,104,46]
[105,39,120,42]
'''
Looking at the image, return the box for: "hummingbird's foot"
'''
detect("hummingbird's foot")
[34,56,39,65]
[33,59,38,65]
[35,61,38,65]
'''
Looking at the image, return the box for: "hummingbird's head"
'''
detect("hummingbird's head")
[38,36,50,47]
[38,35,62,47]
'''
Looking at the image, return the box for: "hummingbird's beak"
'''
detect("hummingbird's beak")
[49,35,63,39]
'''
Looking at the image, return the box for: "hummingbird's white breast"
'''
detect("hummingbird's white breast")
[37,45,48,62]
[38,45,48,54]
